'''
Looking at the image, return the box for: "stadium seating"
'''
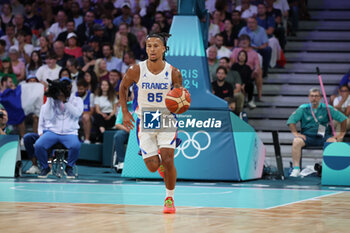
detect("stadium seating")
[251,1,350,168]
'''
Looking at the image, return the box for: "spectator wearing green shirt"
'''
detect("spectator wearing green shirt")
[287,88,347,177]
[0,57,17,85]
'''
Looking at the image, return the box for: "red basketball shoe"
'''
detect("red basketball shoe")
[163,197,176,214]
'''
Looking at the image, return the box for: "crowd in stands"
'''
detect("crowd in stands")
[0,0,178,175]
[207,0,304,113]
[0,0,318,175]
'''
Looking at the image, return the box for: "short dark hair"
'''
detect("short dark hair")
[101,13,112,20]
[124,51,135,59]
[77,78,88,87]
[46,52,57,60]
[239,34,251,43]
[16,30,27,37]
[6,23,15,29]
[216,66,227,74]
[85,10,95,17]
[1,76,10,85]
[155,11,165,17]
[67,18,75,24]
[102,42,112,50]
[339,85,350,91]
[219,57,230,63]
[215,33,224,39]
[110,69,121,75]
[67,57,78,68]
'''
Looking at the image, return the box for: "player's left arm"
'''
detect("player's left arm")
[171,67,183,88]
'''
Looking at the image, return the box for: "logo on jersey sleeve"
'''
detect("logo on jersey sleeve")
[143,110,161,129]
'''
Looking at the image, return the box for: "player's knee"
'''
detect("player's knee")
[82,113,90,122]
[293,137,304,147]
[144,156,160,173]
[255,67,262,76]
[34,138,45,150]
[146,164,159,173]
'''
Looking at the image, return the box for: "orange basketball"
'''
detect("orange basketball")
[165,88,191,114]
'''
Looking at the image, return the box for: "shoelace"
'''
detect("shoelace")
[165,198,173,208]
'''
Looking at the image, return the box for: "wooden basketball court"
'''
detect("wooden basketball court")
[1,178,350,233]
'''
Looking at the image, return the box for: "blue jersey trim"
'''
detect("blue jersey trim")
[133,83,139,111]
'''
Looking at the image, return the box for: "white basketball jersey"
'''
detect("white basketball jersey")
[134,60,173,117]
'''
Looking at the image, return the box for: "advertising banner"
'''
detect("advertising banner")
[0,135,20,177]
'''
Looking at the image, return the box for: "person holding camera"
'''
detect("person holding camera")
[0,105,9,135]
[35,77,83,178]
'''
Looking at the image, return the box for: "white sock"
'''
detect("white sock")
[166,188,175,198]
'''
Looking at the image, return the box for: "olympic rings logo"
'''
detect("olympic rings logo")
[174,130,211,159]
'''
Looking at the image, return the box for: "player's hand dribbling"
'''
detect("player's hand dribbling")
[179,87,190,96]
[123,111,135,130]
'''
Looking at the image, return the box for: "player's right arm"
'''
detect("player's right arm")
[119,64,140,130]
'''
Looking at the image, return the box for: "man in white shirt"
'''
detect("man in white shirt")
[35,52,62,86]
[333,85,350,134]
[207,34,232,59]
[48,10,67,41]
[0,23,18,52]
[236,0,258,19]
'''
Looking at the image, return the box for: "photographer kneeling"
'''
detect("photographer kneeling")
[35,77,83,178]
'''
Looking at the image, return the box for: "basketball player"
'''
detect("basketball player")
[119,32,184,214]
